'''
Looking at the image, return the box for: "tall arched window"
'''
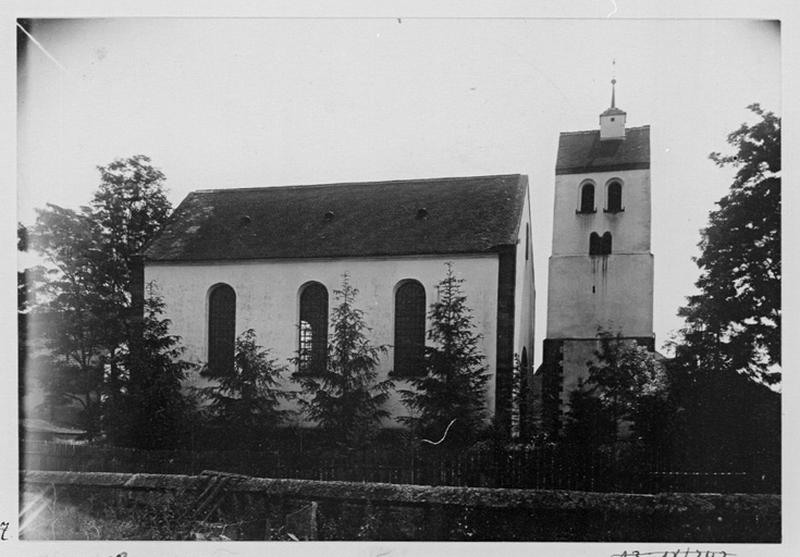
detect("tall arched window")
[208,283,236,375]
[579,183,595,213]
[299,282,328,373]
[394,280,426,377]
[606,181,623,212]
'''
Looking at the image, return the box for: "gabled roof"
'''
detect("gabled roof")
[143,174,528,262]
[555,125,650,175]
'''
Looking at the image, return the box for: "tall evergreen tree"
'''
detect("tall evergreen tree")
[105,284,195,449]
[293,273,392,449]
[399,263,490,447]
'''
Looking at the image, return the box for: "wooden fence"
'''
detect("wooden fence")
[20,440,778,494]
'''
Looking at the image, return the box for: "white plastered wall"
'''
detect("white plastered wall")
[547,167,653,340]
[145,254,500,426]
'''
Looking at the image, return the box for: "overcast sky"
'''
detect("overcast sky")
[17,17,781,367]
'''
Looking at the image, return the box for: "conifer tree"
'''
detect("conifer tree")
[200,328,290,445]
[105,284,195,449]
[399,263,489,447]
[293,273,393,449]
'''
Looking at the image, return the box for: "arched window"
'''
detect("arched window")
[606,181,623,212]
[589,232,601,255]
[299,282,328,374]
[601,232,612,255]
[578,183,595,213]
[590,232,612,256]
[208,283,236,375]
[394,280,426,377]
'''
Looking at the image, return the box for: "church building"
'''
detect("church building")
[536,82,655,435]
[138,174,535,435]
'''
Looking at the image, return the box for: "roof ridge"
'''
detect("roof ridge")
[560,124,650,136]
[192,173,524,194]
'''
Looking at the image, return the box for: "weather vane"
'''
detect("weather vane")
[611,58,617,108]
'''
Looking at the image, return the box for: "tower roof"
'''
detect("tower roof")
[555,125,650,175]
[143,174,529,262]
[600,106,627,117]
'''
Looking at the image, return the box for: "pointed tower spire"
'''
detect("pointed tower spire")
[600,59,626,140]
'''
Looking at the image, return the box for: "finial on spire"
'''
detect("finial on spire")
[611,58,617,108]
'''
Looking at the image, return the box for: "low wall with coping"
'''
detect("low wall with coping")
[21,470,781,542]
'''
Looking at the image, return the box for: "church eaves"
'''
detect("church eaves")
[555,125,650,175]
[142,174,528,262]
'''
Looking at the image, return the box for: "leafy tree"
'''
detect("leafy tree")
[29,155,172,438]
[399,263,490,447]
[293,273,393,449]
[674,104,780,384]
[560,334,671,488]
[200,328,290,446]
[663,106,781,484]
[104,284,195,449]
[583,332,668,445]
[562,380,615,450]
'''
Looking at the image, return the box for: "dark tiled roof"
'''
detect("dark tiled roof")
[143,174,528,262]
[555,125,650,175]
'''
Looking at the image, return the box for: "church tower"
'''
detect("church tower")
[538,80,654,434]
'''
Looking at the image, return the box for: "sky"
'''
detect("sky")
[16,17,781,368]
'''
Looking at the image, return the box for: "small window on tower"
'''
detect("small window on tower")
[606,181,623,213]
[589,232,612,256]
[589,232,601,255]
[601,232,612,255]
[578,183,595,214]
